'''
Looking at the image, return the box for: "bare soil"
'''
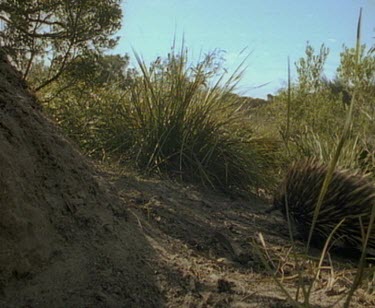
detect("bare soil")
[1,50,374,307]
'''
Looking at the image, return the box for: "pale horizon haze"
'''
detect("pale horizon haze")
[115,0,375,98]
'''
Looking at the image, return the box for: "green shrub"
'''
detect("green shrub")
[252,42,375,178]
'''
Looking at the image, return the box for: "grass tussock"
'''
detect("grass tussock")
[118,46,281,193]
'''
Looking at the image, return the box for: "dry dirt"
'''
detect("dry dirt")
[0,49,374,307]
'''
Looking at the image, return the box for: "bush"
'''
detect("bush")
[252,42,375,177]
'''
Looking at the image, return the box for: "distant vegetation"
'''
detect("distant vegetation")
[255,42,375,176]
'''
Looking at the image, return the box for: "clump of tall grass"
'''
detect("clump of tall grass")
[288,130,374,173]
[109,45,281,194]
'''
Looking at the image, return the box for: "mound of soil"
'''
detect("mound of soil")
[0,51,162,307]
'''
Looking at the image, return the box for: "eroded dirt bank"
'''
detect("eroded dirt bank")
[0,51,163,307]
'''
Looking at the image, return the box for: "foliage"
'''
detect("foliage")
[253,41,375,177]
[337,45,375,91]
[64,53,131,88]
[33,54,136,116]
[337,45,375,119]
[295,43,329,94]
[0,0,122,90]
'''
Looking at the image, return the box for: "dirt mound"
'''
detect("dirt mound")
[0,50,162,307]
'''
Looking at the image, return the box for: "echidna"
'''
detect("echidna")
[273,159,375,251]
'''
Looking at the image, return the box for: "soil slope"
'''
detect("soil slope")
[0,50,162,307]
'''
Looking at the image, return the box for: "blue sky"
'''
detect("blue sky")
[115,0,375,98]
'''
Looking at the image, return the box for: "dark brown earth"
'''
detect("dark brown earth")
[1,50,374,307]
